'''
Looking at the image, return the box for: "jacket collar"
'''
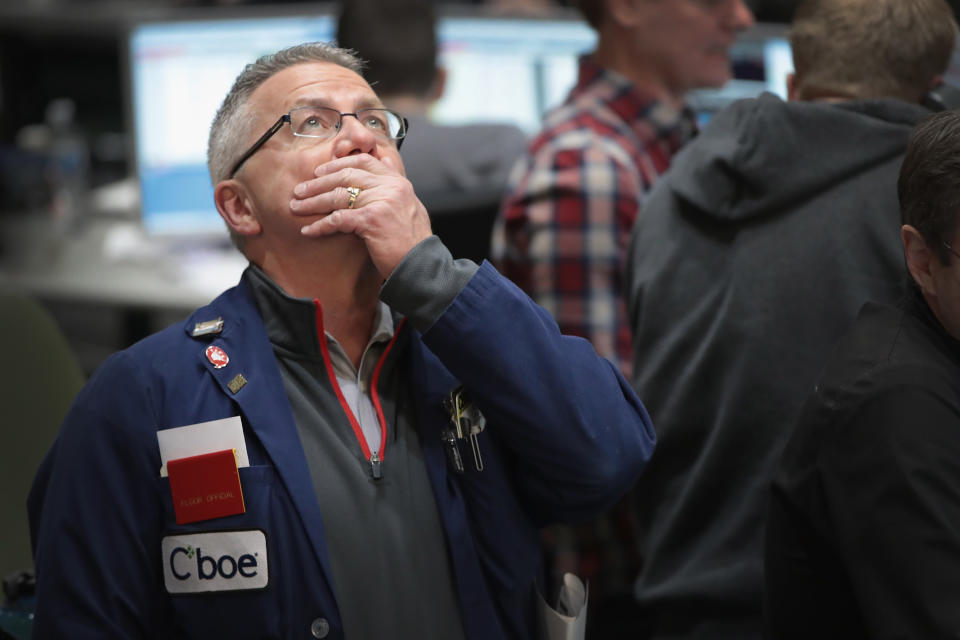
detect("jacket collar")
[181,274,341,615]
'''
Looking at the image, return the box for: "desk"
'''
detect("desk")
[0,212,247,372]
[0,213,246,310]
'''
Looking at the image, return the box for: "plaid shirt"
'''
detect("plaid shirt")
[492,55,696,377]
[492,56,696,614]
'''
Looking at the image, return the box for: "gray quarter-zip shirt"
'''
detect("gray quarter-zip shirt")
[245,260,468,640]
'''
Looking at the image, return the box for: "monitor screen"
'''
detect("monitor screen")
[126,9,594,237]
[128,13,337,236]
[433,15,595,133]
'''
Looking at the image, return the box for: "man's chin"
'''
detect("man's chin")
[695,64,734,91]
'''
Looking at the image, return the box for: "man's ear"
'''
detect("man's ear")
[214,180,261,238]
[902,224,937,296]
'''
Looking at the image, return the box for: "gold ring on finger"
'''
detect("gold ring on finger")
[346,186,361,209]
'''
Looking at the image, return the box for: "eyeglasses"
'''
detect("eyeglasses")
[229,105,408,177]
[943,238,960,261]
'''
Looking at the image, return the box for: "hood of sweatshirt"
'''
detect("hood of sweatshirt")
[668,92,932,222]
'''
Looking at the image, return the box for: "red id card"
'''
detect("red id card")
[167,448,246,525]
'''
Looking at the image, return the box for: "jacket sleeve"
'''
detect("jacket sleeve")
[28,351,173,638]
[816,386,960,638]
[382,239,656,525]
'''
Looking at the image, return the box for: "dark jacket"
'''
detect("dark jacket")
[766,288,960,638]
[625,92,930,637]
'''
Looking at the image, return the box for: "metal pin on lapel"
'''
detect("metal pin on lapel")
[192,317,224,337]
[227,374,247,394]
[205,345,230,369]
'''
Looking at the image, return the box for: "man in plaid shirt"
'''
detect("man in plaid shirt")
[491,0,753,635]
[492,0,753,377]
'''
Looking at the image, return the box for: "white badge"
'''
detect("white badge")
[162,530,268,594]
[157,416,250,477]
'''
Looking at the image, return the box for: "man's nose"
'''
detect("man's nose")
[726,0,755,31]
[332,113,378,158]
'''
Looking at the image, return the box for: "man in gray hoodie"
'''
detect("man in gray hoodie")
[625,0,958,637]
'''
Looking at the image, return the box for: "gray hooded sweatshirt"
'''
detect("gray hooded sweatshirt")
[625,92,931,638]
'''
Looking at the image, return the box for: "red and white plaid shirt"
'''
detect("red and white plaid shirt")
[493,55,696,377]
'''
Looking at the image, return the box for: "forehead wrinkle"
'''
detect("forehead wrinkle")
[288,95,385,111]
[285,72,381,110]
[251,62,379,112]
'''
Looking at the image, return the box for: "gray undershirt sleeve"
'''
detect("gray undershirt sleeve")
[380,234,480,333]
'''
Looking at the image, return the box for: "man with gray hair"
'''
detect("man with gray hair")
[27,42,656,639]
[625,0,958,637]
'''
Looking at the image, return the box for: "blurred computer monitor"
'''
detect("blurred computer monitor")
[128,11,335,237]
[126,9,788,238]
[432,12,595,133]
[126,6,594,237]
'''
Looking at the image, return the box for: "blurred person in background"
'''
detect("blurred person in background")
[767,107,960,639]
[492,0,753,636]
[337,0,527,204]
[626,0,958,637]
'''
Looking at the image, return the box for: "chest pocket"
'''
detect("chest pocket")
[156,465,288,638]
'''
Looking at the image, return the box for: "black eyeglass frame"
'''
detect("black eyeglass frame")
[943,238,960,261]
[228,108,409,178]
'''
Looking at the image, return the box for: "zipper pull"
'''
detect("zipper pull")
[370,451,383,481]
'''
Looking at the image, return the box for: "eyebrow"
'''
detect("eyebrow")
[288,97,386,111]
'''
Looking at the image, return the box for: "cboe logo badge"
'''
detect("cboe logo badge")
[162,530,268,593]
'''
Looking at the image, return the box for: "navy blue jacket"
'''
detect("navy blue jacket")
[28,261,655,639]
